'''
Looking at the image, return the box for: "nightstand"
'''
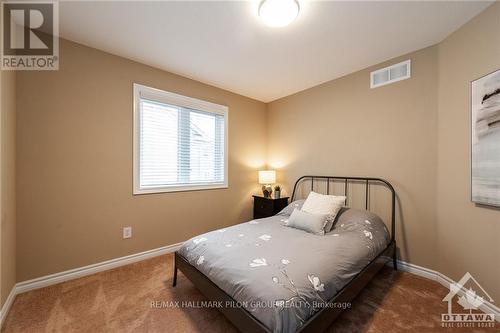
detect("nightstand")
[253,195,289,219]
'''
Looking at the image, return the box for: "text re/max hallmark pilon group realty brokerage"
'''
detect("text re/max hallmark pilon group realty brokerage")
[150,300,352,310]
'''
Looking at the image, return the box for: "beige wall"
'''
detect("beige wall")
[267,46,439,270]
[16,39,267,281]
[436,2,500,302]
[268,2,499,302]
[12,3,500,304]
[1,69,17,307]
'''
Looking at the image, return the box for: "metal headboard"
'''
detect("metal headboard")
[291,176,396,243]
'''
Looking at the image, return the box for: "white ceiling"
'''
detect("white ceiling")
[59,1,492,102]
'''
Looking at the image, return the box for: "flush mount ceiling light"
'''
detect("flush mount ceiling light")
[258,0,300,28]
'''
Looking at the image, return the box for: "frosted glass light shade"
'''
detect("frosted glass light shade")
[258,0,300,28]
[259,170,276,184]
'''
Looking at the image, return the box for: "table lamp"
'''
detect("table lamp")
[259,170,276,198]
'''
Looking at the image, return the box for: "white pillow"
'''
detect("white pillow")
[286,209,328,235]
[302,191,346,232]
[302,191,346,215]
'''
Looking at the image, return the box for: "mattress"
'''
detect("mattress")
[178,207,390,332]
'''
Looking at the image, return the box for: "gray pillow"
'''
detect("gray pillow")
[277,200,305,216]
[331,208,387,234]
[286,209,328,235]
[324,206,349,232]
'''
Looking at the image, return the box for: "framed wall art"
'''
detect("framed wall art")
[471,69,500,207]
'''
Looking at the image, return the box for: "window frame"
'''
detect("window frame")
[133,83,228,195]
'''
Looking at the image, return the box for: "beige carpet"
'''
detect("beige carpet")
[2,254,496,333]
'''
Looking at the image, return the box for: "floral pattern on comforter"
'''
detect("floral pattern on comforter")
[178,208,389,333]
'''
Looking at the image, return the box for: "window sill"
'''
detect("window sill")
[133,183,228,195]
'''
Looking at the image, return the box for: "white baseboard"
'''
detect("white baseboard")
[2,245,498,327]
[0,242,183,328]
[16,242,183,294]
[390,259,499,322]
[394,259,438,281]
[0,286,17,328]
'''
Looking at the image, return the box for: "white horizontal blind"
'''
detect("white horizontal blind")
[134,84,227,193]
[139,100,179,187]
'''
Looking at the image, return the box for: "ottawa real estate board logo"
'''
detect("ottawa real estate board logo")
[1,1,59,70]
[441,272,496,329]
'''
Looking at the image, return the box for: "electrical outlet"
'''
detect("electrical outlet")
[123,226,132,239]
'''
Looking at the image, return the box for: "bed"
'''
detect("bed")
[173,176,397,333]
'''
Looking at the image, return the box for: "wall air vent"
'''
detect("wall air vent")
[370,59,411,89]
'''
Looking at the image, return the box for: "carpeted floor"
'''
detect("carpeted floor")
[2,254,496,333]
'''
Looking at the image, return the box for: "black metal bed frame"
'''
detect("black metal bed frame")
[291,175,396,253]
[173,176,397,332]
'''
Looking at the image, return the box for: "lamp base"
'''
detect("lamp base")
[262,185,273,198]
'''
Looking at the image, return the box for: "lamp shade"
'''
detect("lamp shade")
[259,170,276,184]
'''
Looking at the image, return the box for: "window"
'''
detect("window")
[133,84,228,194]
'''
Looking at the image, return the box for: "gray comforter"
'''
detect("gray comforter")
[178,207,390,332]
